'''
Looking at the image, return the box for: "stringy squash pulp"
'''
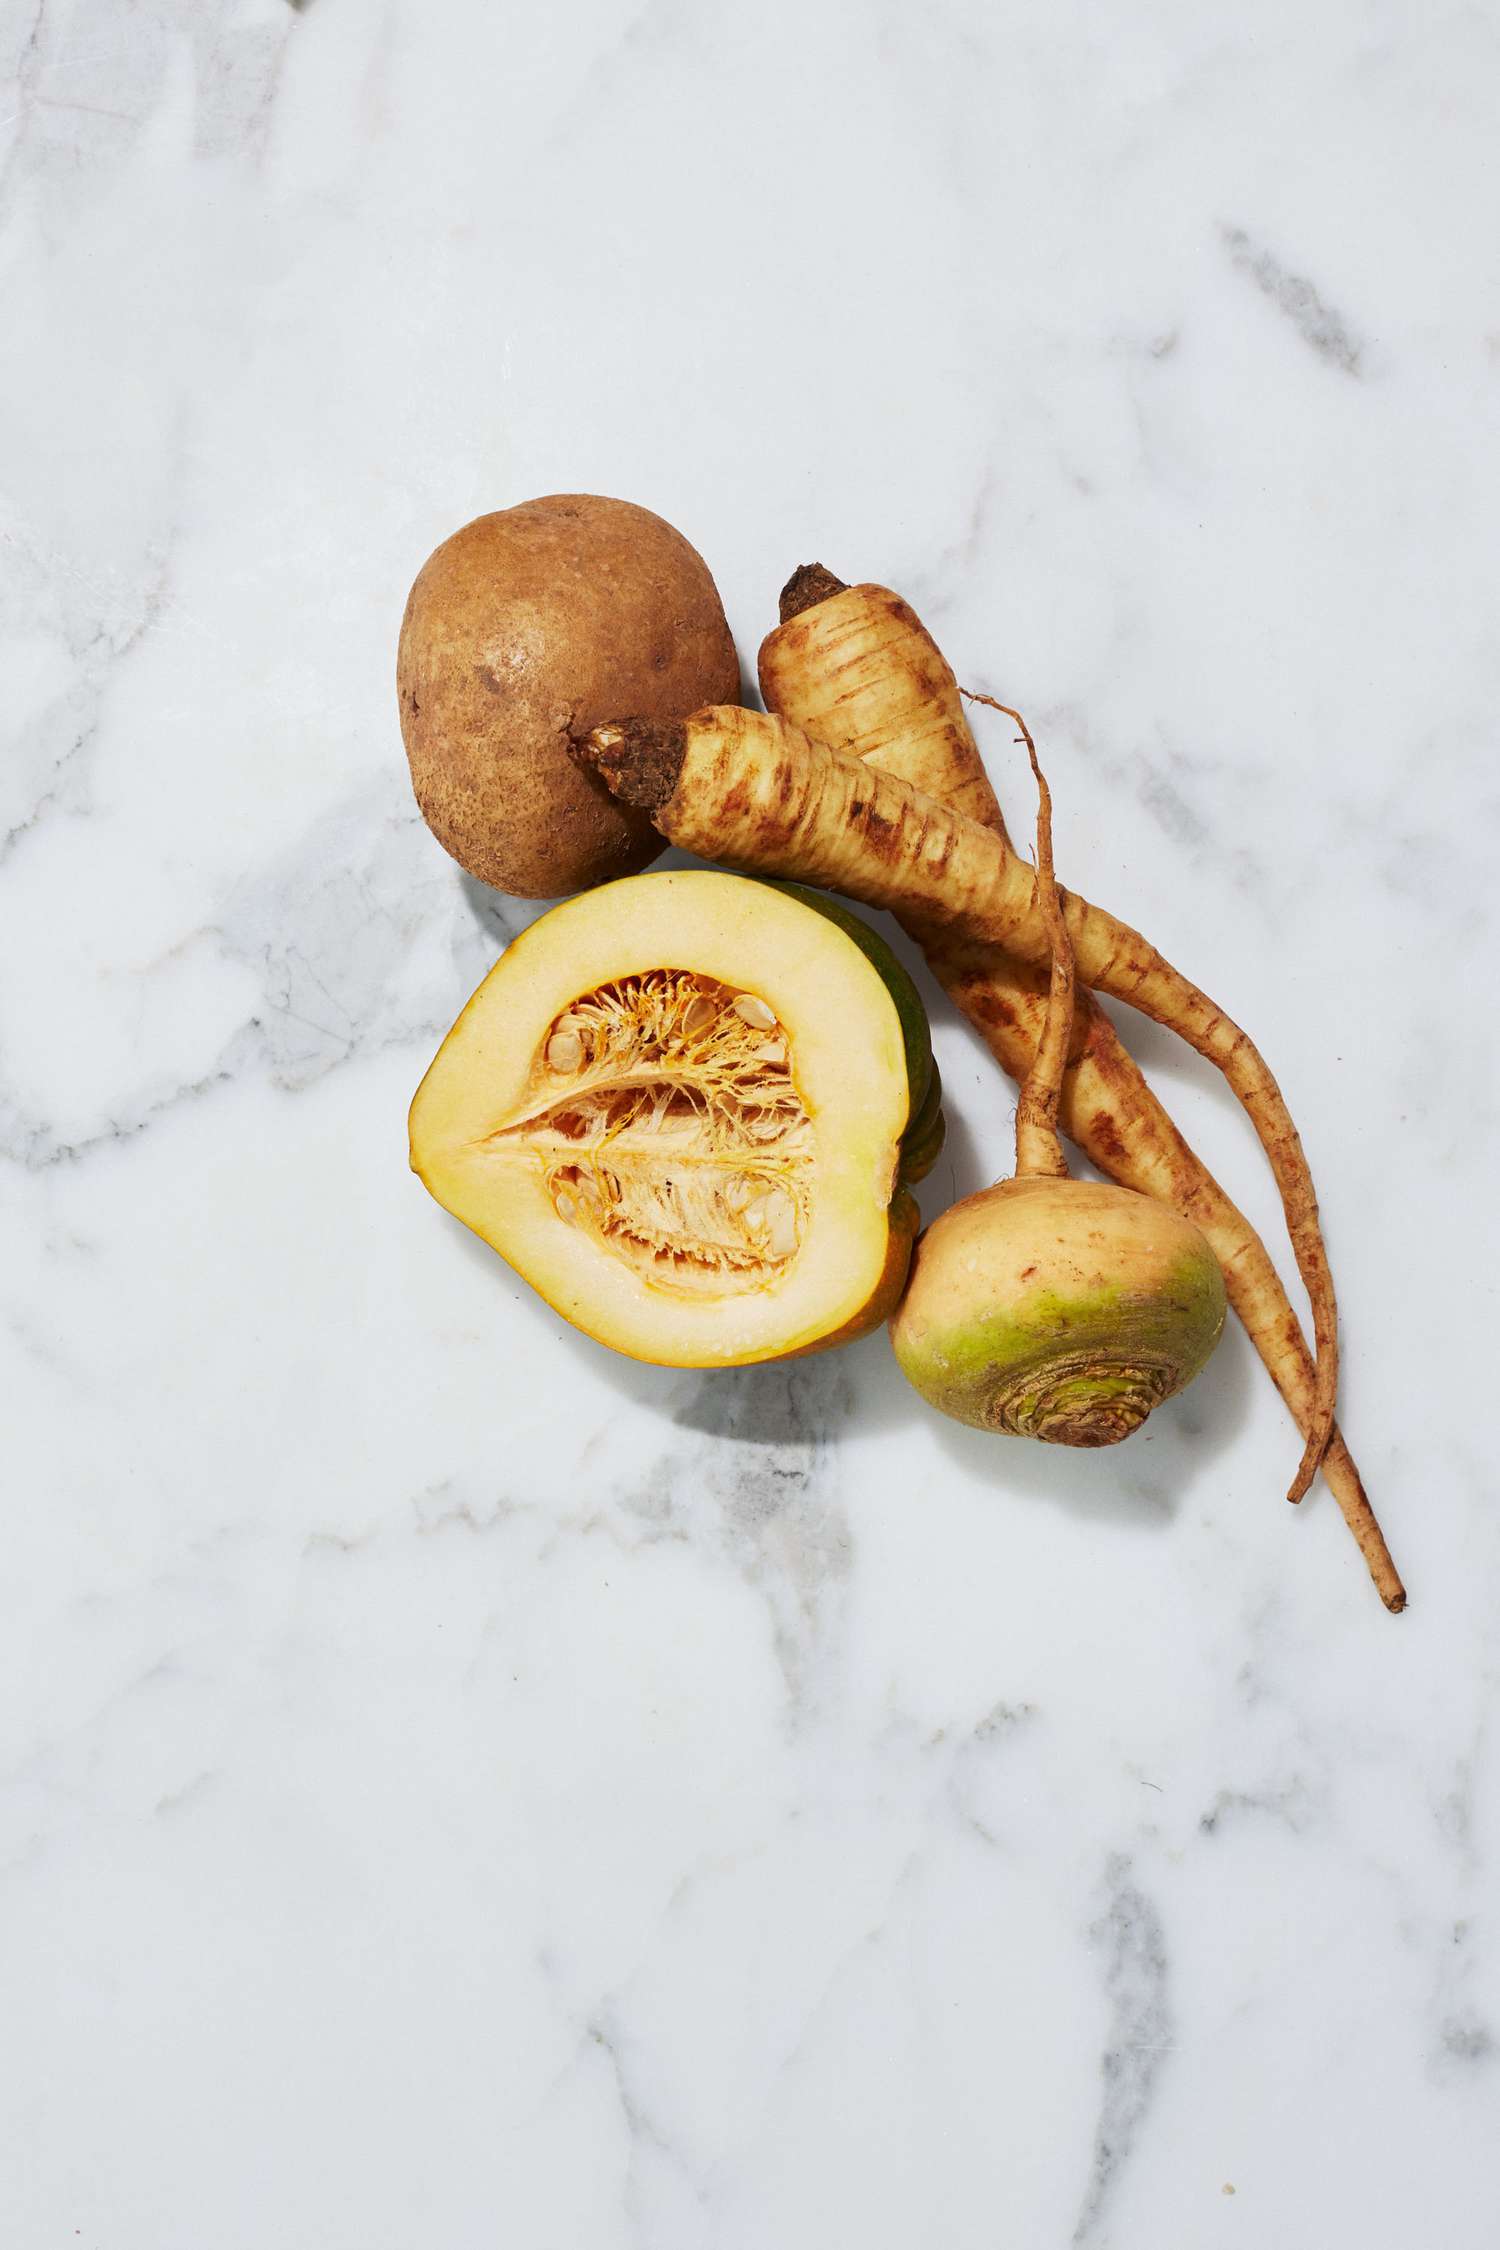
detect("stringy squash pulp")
[410,872,928,1365]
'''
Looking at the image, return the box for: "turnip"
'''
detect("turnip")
[888,713,1226,1447]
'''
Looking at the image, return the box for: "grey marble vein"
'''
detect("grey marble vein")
[1221,223,1365,374]
[630,1357,855,1705]
[1073,1856,1173,2247]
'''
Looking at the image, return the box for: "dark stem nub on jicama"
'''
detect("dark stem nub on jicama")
[887,715,1227,1446]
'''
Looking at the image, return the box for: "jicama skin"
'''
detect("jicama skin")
[760,575,1402,1607]
[579,711,1334,1502]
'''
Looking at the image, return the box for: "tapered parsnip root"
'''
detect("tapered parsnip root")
[762,571,1401,1609]
[576,709,1338,1494]
[931,927,1402,1606]
[1001,707,1072,1183]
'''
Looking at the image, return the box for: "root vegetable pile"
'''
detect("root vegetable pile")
[400,495,1405,1612]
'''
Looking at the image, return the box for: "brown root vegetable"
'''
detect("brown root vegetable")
[891,716,1226,1443]
[761,571,1403,1610]
[397,495,739,898]
[574,708,1336,1492]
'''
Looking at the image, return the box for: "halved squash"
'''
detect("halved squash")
[410,870,937,1366]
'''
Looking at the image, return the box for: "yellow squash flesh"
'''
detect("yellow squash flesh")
[410,872,917,1366]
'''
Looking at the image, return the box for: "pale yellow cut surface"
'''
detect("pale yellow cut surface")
[410,872,911,1365]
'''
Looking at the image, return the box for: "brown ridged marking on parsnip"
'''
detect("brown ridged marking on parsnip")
[759,573,1400,1609]
[761,578,1008,832]
[576,706,1336,1507]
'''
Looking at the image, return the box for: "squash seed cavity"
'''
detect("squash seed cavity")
[488,971,812,1296]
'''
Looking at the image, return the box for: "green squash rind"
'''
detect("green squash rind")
[757,880,941,1180]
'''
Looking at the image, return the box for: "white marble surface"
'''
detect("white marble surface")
[2,2,1496,2243]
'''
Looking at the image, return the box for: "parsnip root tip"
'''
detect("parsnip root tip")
[572,717,688,811]
[1287,1414,1335,1502]
[778,562,850,625]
